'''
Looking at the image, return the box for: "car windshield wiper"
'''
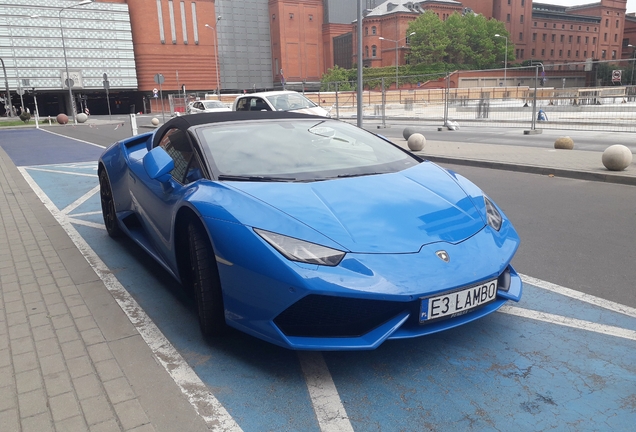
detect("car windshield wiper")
[217,174,296,182]
[336,172,387,179]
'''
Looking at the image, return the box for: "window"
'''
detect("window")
[520,49,524,58]
[569,36,572,43]
[191,3,199,45]
[553,23,556,28]
[168,0,176,44]
[507,14,510,22]
[365,45,369,57]
[180,1,188,45]
[157,129,203,184]
[544,23,547,28]
[591,50,594,57]
[520,15,524,23]
[593,37,596,44]
[615,34,618,42]
[365,27,368,36]
[560,35,564,42]
[519,32,523,41]
[602,50,606,59]
[534,21,537,26]
[577,36,580,43]
[604,33,608,42]
[550,49,554,56]
[570,25,573,30]
[543,34,546,41]
[567,50,570,57]
[541,49,545,56]
[584,50,587,57]
[585,36,589,44]
[562,24,565,29]
[559,49,562,57]
[612,50,616,59]
[533,33,537,41]
[522,0,525,5]
[551,34,555,42]
[372,45,377,57]
[576,50,579,57]
[156,0,165,44]
[372,26,376,35]
[605,19,609,27]
[586,27,589,31]
[616,20,620,28]
[532,48,535,55]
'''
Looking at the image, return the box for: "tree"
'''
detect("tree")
[408,12,449,64]
[407,11,512,69]
[320,65,355,91]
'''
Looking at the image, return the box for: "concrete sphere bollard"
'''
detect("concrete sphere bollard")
[76,113,88,123]
[151,117,160,126]
[56,113,69,125]
[602,144,633,171]
[407,133,426,151]
[554,136,574,150]
[403,127,416,140]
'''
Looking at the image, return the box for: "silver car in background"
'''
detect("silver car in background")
[232,91,330,117]
[187,100,232,114]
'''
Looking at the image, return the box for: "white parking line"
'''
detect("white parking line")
[499,305,636,341]
[520,273,636,319]
[298,352,355,432]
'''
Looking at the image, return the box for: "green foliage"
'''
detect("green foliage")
[19,111,31,123]
[407,11,512,69]
[320,12,514,86]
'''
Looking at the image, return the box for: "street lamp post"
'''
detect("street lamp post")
[628,44,636,88]
[0,57,12,117]
[205,16,222,99]
[58,0,93,125]
[379,32,415,90]
[495,33,508,87]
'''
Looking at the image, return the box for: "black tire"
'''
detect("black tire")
[188,221,226,337]
[99,169,122,238]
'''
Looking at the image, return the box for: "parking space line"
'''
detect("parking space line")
[62,184,100,214]
[19,166,244,432]
[298,352,354,432]
[520,273,636,319]
[500,305,636,341]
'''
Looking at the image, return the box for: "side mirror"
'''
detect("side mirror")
[143,147,174,183]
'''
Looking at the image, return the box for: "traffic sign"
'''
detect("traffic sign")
[154,73,165,85]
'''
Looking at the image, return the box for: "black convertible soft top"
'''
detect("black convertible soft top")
[151,111,326,149]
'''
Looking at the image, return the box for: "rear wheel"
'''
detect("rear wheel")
[99,169,122,238]
[188,221,226,337]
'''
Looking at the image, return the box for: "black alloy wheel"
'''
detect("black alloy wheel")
[99,169,122,238]
[188,221,227,337]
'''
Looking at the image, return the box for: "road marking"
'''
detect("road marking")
[19,166,243,432]
[500,305,636,341]
[24,166,98,177]
[520,273,636,319]
[40,127,107,149]
[62,185,100,215]
[298,352,354,432]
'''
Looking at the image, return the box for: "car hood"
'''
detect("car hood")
[289,106,330,117]
[227,162,486,254]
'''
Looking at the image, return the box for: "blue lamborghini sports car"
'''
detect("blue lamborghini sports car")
[98,111,522,350]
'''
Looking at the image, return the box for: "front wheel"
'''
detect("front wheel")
[99,169,122,238]
[188,221,226,337]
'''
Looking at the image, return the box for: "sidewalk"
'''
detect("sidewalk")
[0,122,634,432]
[397,138,636,186]
[0,148,210,432]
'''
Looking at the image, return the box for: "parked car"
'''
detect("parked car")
[186,100,231,114]
[98,111,522,350]
[232,90,330,117]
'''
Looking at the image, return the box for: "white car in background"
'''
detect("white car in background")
[232,91,330,117]
[187,100,231,114]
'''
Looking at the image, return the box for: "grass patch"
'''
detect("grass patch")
[0,120,36,127]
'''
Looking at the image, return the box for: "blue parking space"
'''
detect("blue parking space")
[7,133,636,431]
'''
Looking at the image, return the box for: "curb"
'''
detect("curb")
[417,154,636,186]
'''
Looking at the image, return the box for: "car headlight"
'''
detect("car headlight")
[484,196,502,231]
[254,228,346,266]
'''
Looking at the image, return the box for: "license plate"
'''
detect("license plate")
[420,279,498,322]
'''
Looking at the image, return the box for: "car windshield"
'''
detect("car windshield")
[195,119,419,181]
[266,93,317,111]
[203,101,226,109]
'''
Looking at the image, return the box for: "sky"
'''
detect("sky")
[541,0,636,14]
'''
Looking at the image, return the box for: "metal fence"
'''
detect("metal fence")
[310,61,636,133]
